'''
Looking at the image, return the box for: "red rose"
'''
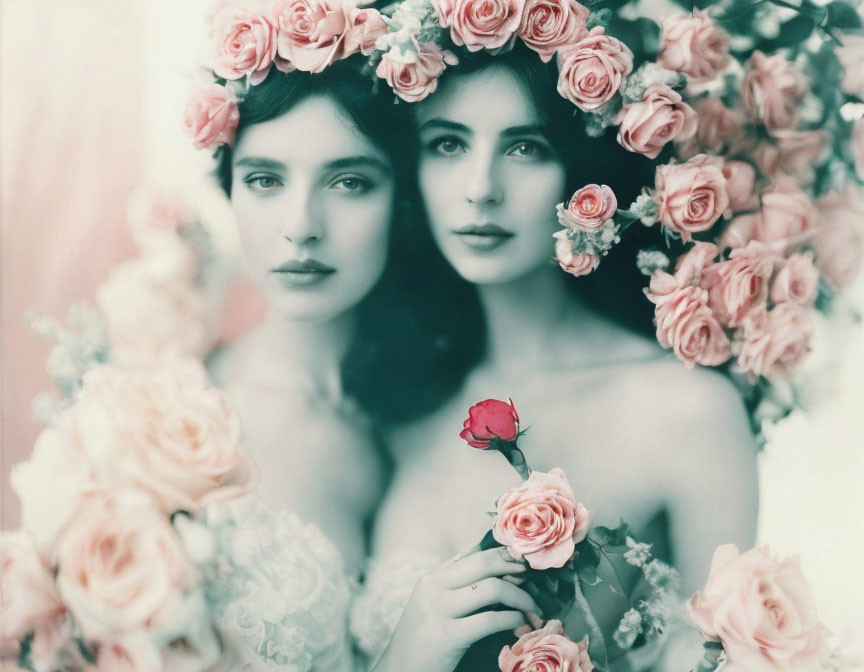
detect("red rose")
[460,398,519,449]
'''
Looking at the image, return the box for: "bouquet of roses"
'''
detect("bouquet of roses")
[459,397,841,672]
[0,196,258,671]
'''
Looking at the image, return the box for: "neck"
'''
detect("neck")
[257,308,355,400]
[477,264,582,371]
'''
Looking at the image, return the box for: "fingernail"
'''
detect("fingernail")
[500,547,523,563]
[526,611,543,629]
[514,624,533,638]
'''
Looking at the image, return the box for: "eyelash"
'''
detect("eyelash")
[329,175,374,194]
[425,136,550,161]
[244,173,284,193]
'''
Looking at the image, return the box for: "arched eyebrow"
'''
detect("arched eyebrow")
[418,118,472,135]
[501,125,550,139]
[323,156,390,173]
[234,157,286,171]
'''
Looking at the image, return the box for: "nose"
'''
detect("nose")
[465,151,502,207]
[280,187,324,245]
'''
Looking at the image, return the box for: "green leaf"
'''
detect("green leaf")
[826,1,863,30]
[574,542,602,586]
[773,14,817,48]
[478,529,500,552]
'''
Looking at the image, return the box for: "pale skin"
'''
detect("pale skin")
[372,66,758,668]
[210,95,394,575]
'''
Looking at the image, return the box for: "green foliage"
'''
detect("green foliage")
[826,1,863,31]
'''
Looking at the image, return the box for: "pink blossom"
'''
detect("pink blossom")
[442,0,527,51]
[755,184,815,246]
[460,397,519,449]
[646,282,731,368]
[376,41,454,103]
[689,97,745,153]
[655,154,729,242]
[854,118,864,182]
[771,254,818,306]
[499,620,593,672]
[837,33,864,99]
[272,0,350,73]
[560,184,617,230]
[556,27,633,111]
[688,545,831,670]
[212,10,277,84]
[741,51,807,132]
[555,239,600,277]
[183,84,240,152]
[812,188,864,290]
[494,469,591,570]
[702,241,776,327]
[343,8,388,57]
[519,0,588,62]
[736,304,813,380]
[722,161,758,213]
[617,84,697,159]
[659,10,730,80]
[717,213,758,250]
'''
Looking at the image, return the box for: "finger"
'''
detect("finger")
[448,578,540,618]
[447,543,482,564]
[455,610,528,646]
[437,547,526,589]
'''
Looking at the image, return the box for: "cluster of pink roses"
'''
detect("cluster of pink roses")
[459,398,834,672]
[186,0,389,150]
[554,183,618,276]
[1,362,257,670]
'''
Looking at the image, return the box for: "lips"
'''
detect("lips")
[453,223,514,238]
[272,259,336,274]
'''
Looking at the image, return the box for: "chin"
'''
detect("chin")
[265,290,357,323]
[448,252,547,286]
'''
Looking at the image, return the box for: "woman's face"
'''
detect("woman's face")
[231,95,394,322]
[416,66,567,285]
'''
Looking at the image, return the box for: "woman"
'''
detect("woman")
[202,59,540,670]
[361,46,759,669]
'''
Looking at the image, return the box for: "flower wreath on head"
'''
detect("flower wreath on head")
[185,0,864,434]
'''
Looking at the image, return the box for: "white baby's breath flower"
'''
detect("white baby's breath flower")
[636,250,670,277]
[643,559,681,592]
[628,190,659,227]
[613,608,643,650]
[623,537,653,567]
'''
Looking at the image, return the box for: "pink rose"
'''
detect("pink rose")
[702,241,776,327]
[212,10,277,85]
[0,532,65,650]
[376,41,453,103]
[343,8,388,57]
[672,241,719,287]
[659,10,730,80]
[853,118,864,182]
[837,33,864,99]
[499,620,593,672]
[561,184,617,229]
[741,51,807,132]
[556,27,633,111]
[617,84,697,159]
[736,304,813,380]
[722,161,758,213]
[811,189,864,290]
[183,84,239,151]
[460,397,520,448]
[519,0,588,62]
[71,365,258,514]
[755,185,815,245]
[754,130,826,182]
[771,254,818,306]
[444,0,527,51]
[688,97,744,153]
[272,0,349,73]
[10,417,97,553]
[655,154,729,242]
[688,545,831,671]
[717,213,758,250]
[494,468,592,570]
[93,635,163,672]
[556,239,600,277]
[54,491,196,639]
[647,283,731,368]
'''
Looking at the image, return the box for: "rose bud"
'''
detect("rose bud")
[460,398,520,449]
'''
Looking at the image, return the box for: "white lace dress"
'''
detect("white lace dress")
[204,497,358,672]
